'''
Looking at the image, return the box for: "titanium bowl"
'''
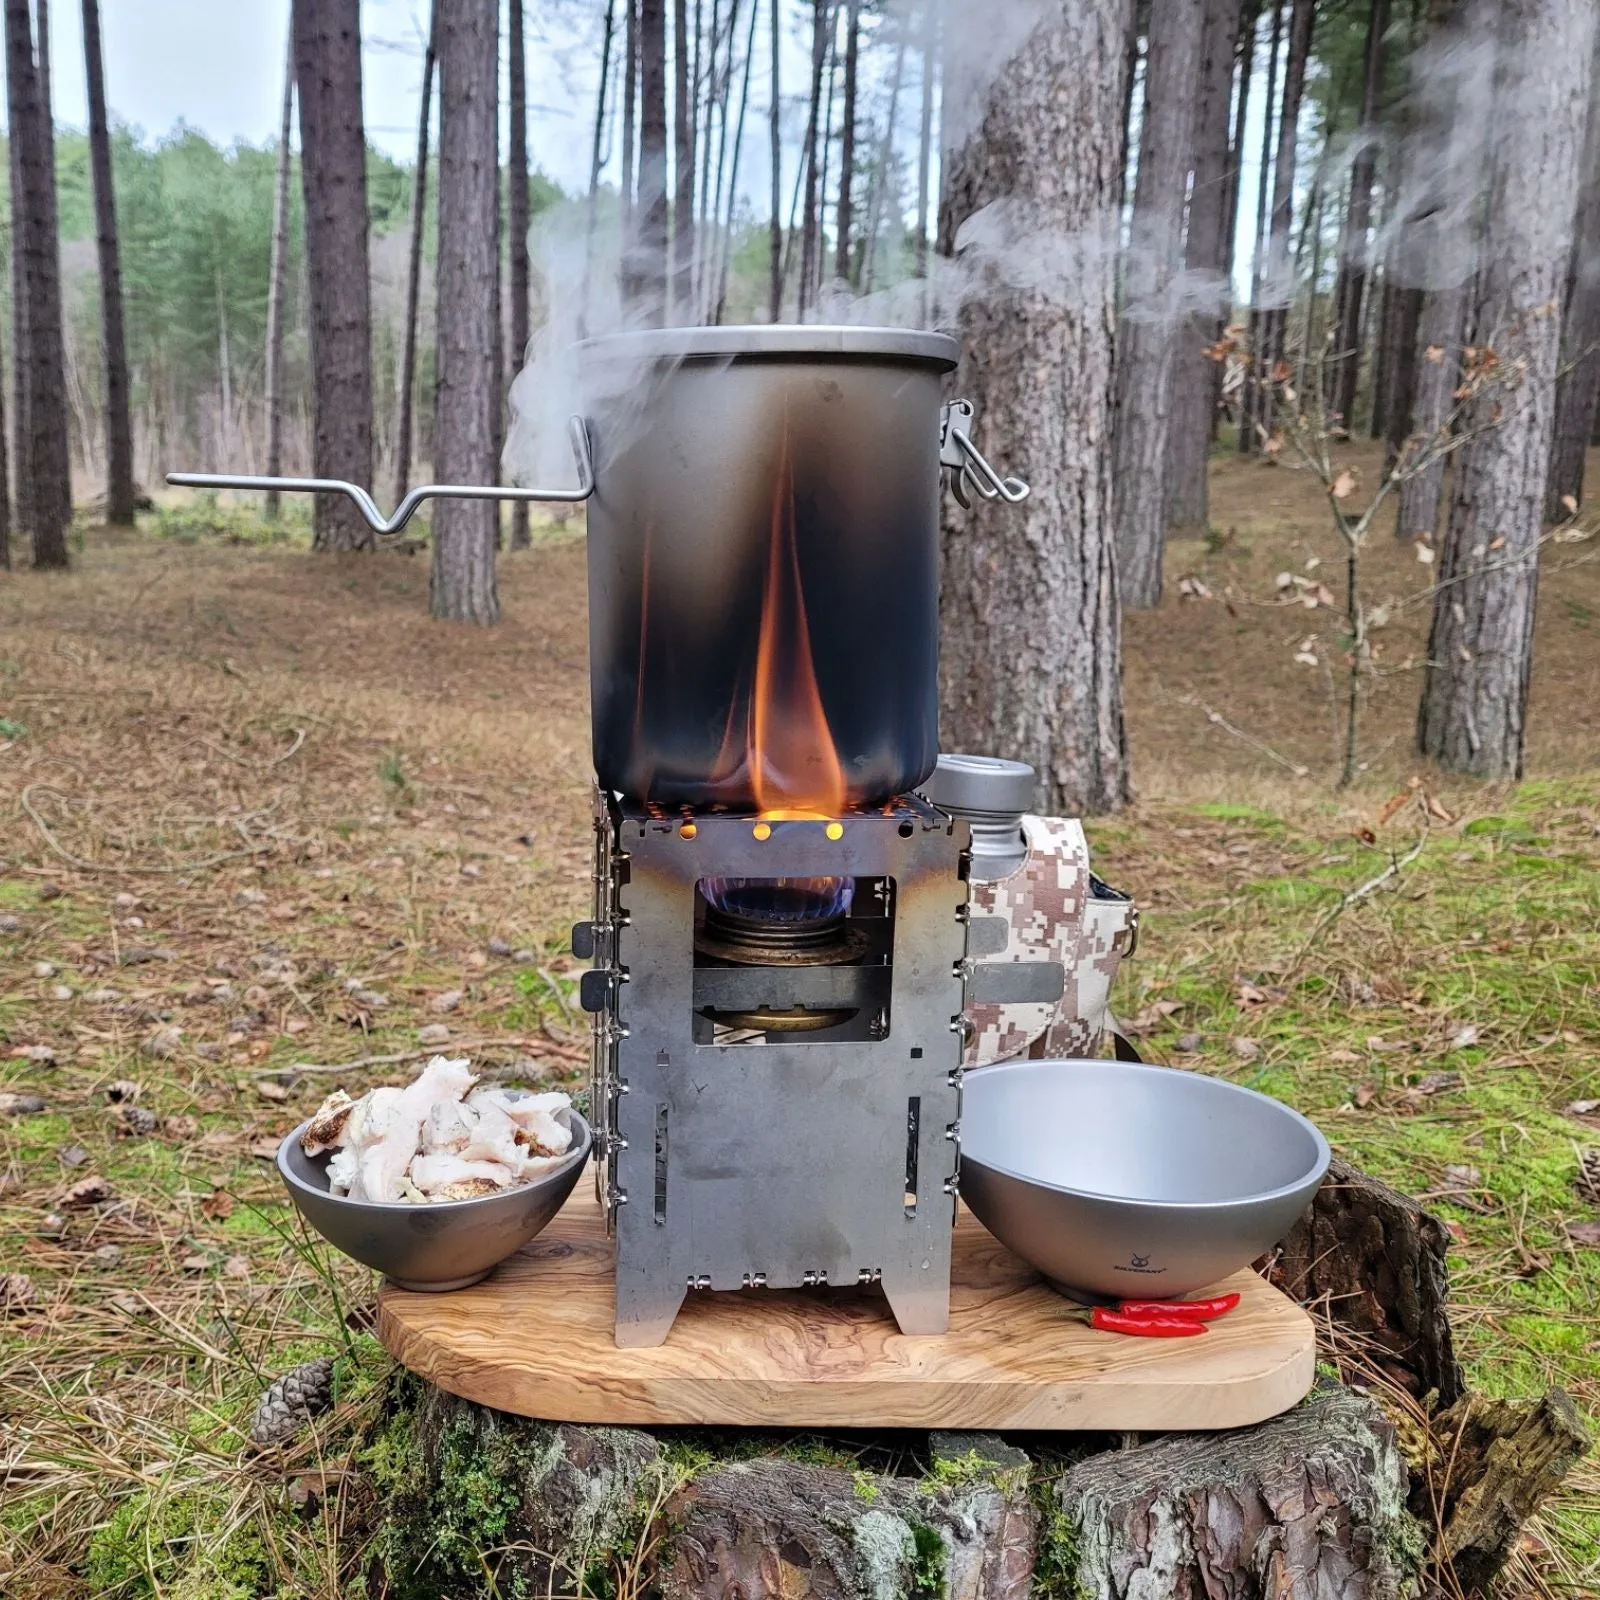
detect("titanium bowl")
[959,1059,1329,1302]
[276,1105,591,1291]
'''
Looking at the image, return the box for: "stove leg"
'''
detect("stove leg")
[615,1280,688,1348]
[881,1272,951,1337]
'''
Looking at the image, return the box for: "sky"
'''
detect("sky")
[37,0,1275,299]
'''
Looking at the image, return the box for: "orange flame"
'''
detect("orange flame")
[746,423,847,820]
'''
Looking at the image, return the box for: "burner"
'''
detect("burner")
[695,900,869,1033]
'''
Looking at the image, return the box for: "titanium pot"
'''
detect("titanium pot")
[578,326,1024,811]
[164,324,1026,813]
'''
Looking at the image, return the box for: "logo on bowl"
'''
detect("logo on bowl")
[1114,1252,1167,1276]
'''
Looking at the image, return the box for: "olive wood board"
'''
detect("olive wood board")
[376,1184,1316,1430]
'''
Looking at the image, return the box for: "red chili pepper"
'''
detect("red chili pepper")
[1090,1307,1207,1337]
[1116,1292,1240,1322]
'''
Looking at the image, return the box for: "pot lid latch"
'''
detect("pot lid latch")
[940,400,1030,510]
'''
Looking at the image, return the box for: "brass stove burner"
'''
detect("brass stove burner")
[695,903,869,1032]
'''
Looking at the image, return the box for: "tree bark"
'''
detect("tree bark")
[265,19,297,517]
[1547,23,1600,519]
[81,0,135,525]
[584,0,617,335]
[1222,0,1259,318]
[1057,1384,1418,1600]
[430,0,501,625]
[1238,0,1282,457]
[672,0,695,318]
[1270,1154,1463,1405]
[833,0,860,286]
[1328,0,1389,433]
[9,75,30,554]
[508,0,531,550]
[1256,0,1315,445]
[768,0,782,320]
[1166,0,1245,530]
[938,0,1131,815]
[1379,284,1423,470]
[711,0,759,323]
[633,0,670,324]
[1416,0,1596,778]
[5,0,71,568]
[293,0,375,553]
[1397,285,1467,543]
[1113,0,1206,609]
[622,0,639,309]
[914,0,937,298]
[797,0,830,320]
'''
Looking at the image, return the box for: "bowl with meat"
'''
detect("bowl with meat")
[276,1056,592,1290]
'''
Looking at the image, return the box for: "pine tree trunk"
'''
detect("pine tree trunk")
[1398,284,1467,543]
[768,0,783,320]
[1328,0,1389,433]
[798,0,829,319]
[508,0,532,550]
[633,0,670,324]
[1416,0,1597,777]
[1547,24,1600,518]
[395,17,436,507]
[584,0,617,334]
[0,309,8,566]
[833,0,860,286]
[672,0,695,318]
[939,0,1132,815]
[711,0,758,323]
[1114,0,1206,609]
[81,0,135,525]
[1166,0,1245,530]
[9,98,31,552]
[431,0,502,625]
[265,20,296,517]
[33,0,68,542]
[1238,0,1282,458]
[813,25,838,310]
[5,0,71,568]
[858,27,906,292]
[914,0,937,293]
[1221,0,1259,312]
[293,0,375,553]
[1257,0,1314,442]
[1381,284,1423,470]
[621,0,639,308]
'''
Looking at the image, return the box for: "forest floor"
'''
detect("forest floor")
[0,441,1597,1598]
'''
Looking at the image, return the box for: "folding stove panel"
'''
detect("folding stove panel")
[582,791,971,1347]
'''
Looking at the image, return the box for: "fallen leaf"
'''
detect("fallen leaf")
[0,1273,36,1312]
[1444,1219,1468,1244]
[1563,1220,1600,1249]
[1416,1070,1464,1095]
[417,1023,452,1046]
[104,1079,141,1105]
[1443,1164,1482,1187]
[1353,1083,1379,1108]
[223,1253,250,1280]
[1173,1032,1204,1054]
[163,1114,199,1139]
[1231,1036,1261,1060]
[12,1044,57,1064]
[57,1144,88,1169]
[431,989,464,1014]
[1449,1025,1480,1050]
[1567,1098,1600,1119]
[181,1254,210,1274]
[1377,790,1413,826]
[62,1175,114,1207]
[249,1136,282,1161]
[286,1018,311,1036]
[201,1190,236,1221]
[1423,791,1457,824]
[1329,1048,1359,1064]
[0,1092,48,1116]
[1332,469,1356,500]
[1236,982,1268,1006]
[256,1079,290,1101]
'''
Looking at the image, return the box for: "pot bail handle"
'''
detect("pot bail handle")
[165,415,595,537]
[940,400,1030,508]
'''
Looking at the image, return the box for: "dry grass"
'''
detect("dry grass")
[1,457,1598,1596]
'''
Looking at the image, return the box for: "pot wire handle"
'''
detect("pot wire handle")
[940,400,1030,508]
[165,414,595,536]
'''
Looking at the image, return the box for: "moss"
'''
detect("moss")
[907,1520,947,1600]
[85,1489,270,1600]
[853,1469,882,1503]
[1030,1485,1086,1600]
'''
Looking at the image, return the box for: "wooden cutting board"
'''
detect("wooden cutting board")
[377,1185,1316,1430]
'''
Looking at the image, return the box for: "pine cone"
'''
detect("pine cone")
[249,1356,335,1448]
[1577,1147,1600,1208]
[118,1105,159,1137]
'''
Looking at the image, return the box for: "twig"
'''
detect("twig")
[195,726,306,770]
[1180,694,1311,777]
[1291,822,1430,970]
[266,1036,582,1077]
[20,784,278,875]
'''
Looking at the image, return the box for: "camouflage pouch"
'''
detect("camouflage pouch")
[965,816,1139,1067]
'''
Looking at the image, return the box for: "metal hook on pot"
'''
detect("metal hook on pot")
[165,415,596,537]
[940,400,1030,509]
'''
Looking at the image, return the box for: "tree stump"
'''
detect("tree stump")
[1269,1155,1463,1406]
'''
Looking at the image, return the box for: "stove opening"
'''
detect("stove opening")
[690,875,895,1045]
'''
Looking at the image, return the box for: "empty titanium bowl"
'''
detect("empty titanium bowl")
[277,1106,591,1291]
[959,1059,1329,1301]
